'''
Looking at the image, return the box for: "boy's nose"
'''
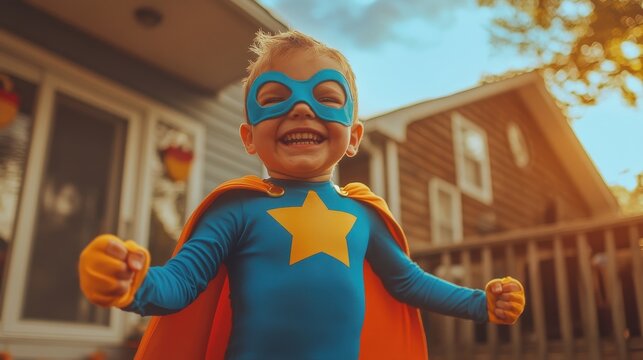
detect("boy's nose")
[288,102,315,120]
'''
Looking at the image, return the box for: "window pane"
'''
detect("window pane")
[463,129,485,160]
[464,157,483,188]
[0,74,37,312]
[148,121,194,266]
[438,190,452,219]
[22,92,127,325]
[439,224,454,244]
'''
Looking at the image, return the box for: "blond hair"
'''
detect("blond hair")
[242,30,359,122]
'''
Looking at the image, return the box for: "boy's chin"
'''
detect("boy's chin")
[268,165,335,181]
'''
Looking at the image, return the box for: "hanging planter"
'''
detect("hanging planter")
[162,145,194,182]
[0,75,19,129]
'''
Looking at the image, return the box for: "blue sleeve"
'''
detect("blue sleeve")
[125,193,244,316]
[365,209,488,323]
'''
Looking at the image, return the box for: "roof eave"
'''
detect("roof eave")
[517,81,619,215]
[362,72,619,215]
[227,0,289,33]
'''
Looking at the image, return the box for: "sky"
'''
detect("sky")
[259,0,643,191]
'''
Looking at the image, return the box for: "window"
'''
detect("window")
[1,75,141,341]
[429,177,462,245]
[22,92,128,324]
[0,31,203,349]
[452,112,492,204]
[146,119,199,266]
[507,122,530,168]
[0,72,37,311]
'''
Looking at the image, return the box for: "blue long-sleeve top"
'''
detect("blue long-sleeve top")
[126,179,487,359]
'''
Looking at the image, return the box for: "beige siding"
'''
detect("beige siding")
[200,83,263,193]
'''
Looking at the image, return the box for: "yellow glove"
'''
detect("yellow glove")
[78,234,150,308]
[485,276,525,325]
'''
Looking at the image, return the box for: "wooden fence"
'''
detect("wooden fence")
[413,214,643,360]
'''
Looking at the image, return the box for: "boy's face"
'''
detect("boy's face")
[240,49,363,182]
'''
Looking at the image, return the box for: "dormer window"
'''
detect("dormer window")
[452,112,493,204]
[507,122,530,168]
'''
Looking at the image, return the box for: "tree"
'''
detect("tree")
[478,0,643,107]
[609,173,643,214]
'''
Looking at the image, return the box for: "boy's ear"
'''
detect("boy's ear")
[239,123,256,155]
[345,122,364,158]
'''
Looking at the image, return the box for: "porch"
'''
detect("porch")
[414,213,643,360]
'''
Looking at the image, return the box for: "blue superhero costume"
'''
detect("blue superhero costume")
[128,178,487,359]
[130,70,486,359]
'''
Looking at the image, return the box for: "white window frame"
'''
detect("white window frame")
[507,122,530,169]
[452,112,493,205]
[0,31,204,346]
[428,177,463,246]
[136,113,205,250]
[0,71,141,343]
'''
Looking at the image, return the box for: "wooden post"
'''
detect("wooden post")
[527,239,547,360]
[553,236,574,359]
[577,233,601,360]
[482,246,498,357]
[505,244,522,358]
[461,250,475,360]
[629,225,643,340]
[604,229,628,360]
[441,252,456,360]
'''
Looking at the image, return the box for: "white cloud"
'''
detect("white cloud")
[262,0,474,48]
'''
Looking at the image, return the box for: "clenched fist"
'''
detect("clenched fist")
[485,276,525,325]
[78,234,150,308]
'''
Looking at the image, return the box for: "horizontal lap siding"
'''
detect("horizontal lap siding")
[200,85,263,191]
[399,112,455,244]
[0,2,264,198]
[398,92,591,248]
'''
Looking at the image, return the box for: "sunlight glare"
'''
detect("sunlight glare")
[620,40,641,60]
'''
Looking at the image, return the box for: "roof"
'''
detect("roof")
[364,72,619,216]
[24,0,288,92]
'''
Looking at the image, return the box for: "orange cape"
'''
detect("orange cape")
[134,176,427,359]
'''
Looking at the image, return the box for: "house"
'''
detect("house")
[339,72,643,359]
[340,71,618,247]
[0,1,285,358]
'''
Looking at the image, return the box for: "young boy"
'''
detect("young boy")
[79,30,525,360]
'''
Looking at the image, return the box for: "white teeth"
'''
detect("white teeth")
[282,132,323,144]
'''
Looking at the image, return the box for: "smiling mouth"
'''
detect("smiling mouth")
[280,131,326,145]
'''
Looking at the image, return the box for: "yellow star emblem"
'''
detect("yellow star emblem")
[267,190,356,267]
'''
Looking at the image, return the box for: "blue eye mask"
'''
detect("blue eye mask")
[246,69,354,127]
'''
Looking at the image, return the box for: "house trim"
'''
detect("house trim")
[228,0,289,32]
[385,140,402,222]
[365,73,539,142]
[452,112,493,205]
[429,177,463,246]
[360,137,385,197]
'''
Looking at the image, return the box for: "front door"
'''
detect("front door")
[0,62,140,341]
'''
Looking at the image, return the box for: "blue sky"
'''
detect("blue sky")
[259,0,643,191]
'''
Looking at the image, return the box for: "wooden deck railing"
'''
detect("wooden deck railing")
[412,214,643,360]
